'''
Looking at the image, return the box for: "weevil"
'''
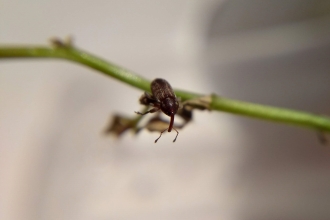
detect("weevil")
[135,78,179,143]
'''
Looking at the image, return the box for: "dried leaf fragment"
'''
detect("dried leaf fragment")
[104,114,137,137]
[50,36,74,48]
[182,95,213,111]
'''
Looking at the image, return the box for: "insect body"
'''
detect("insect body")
[135,78,179,143]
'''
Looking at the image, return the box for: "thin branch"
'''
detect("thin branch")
[1,43,330,132]
[0,45,151,92]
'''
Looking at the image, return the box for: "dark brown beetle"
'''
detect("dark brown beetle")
[135,78,179,143]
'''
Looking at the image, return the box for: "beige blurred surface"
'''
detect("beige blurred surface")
[1,0,330,220]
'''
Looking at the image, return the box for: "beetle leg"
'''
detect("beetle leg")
[135,107,159,115]
[139,92,158,106]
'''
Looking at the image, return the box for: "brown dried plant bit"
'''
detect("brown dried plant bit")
[144,116,171,132]
[141,114,186,132]
[182,95,213,111]
[104,114,136,137]
[177,105,193,124]
[317,130,329,146]
[50,36,74,48]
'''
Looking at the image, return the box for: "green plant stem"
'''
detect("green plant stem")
[1,44,330,132]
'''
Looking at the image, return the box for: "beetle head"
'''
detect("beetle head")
[160,97,179,117]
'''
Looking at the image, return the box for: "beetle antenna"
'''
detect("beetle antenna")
[172,128,179,142]
[154,127,179,143]
[155,128,167,143]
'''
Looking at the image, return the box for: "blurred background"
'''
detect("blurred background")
[1,0,330,219]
